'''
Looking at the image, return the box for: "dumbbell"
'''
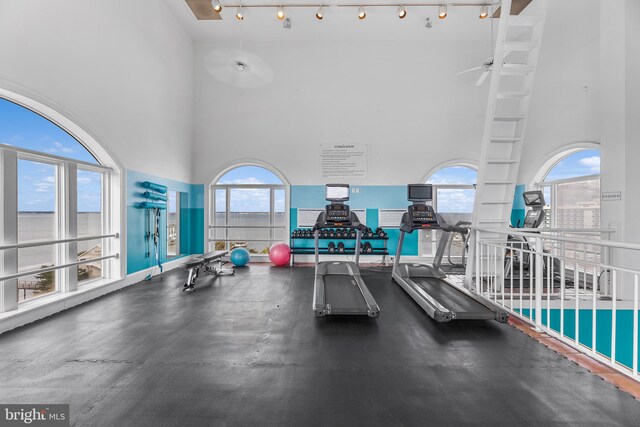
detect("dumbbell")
[375,227,387,238]
[328,242,336,253]
[337,242,345,254]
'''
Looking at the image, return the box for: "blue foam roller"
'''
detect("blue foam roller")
[143,191,168,201]
[141,181,167,194]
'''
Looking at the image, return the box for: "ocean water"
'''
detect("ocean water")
[16,212,102,301]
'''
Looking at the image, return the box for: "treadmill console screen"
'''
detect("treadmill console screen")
[326,184,350,202]
[408,184,433,202]
[408,204,437,226]
[326,203,351,225]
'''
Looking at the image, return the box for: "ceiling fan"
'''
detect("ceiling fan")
[456,57,494,87]
[456,0,534,87]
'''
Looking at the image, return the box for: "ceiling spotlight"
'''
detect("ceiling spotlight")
[236,6,244,20]
[211,0,222,13]
[277,5,285,21]
[479,4,489,19]
[398,5,407,19]
[316,6,324,20]
[438,4,448,19]
[358,5,366,20]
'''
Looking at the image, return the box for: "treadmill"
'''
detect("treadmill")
[392,184,508,323]
[312,184,380,318]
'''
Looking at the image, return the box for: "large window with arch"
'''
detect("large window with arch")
[538,149,601,230]
[537,148,601,264]
[0,95,118,311]
[210,165,286,254]
[423,165,477,257]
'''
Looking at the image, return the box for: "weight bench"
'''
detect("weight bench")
[181,250,234,292]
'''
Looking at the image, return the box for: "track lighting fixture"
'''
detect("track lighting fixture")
[277,5,285,20]
[398,5,407,19]
[358,5,366,20]
[479,4,489,19]
[316,6,324,20]
[236,6,244,20]
[211,0,222,13]
[438,4,448,19]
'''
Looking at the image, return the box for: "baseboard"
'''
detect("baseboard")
[0,257,188,335]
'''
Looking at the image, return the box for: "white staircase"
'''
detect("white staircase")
[465,0,548,289]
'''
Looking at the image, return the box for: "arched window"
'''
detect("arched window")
[424,165,477,258]
[210,165,287,254]
[0,95,119,309]
[539,149,601,230]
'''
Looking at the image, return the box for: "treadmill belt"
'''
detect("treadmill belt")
[413,277,495,320]
[324,274,368,314]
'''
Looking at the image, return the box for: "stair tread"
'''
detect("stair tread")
[490,138,522,143]
[493,116,526,121]
[504,42,539,51]
[501,68,534,76]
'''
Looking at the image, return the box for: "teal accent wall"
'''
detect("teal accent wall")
[511,184,526,227]
[127,170,204,274]
[518,308,640,372]
[290,185,418,256]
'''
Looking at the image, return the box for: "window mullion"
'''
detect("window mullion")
[225,187,230,251]
[0,148,19,312]
[270,188,275,246]
[62,162,78,293]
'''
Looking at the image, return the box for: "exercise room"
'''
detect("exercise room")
[1,0,639,425]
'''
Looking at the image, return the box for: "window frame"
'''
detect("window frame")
[0,89,121,314]
[210,182,286,253]
[166,190,180,258]
[422,165,478,258]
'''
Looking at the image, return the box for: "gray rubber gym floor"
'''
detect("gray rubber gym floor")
[1,264,638,426]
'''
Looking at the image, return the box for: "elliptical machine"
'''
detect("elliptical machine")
[504,190,562,285]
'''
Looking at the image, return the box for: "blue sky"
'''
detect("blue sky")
[544,149,600,181]
[1,98,101,212]
[428,166,477,213]
[216,166,285,213]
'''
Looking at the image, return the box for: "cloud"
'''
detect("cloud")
[33,176,55,193]
[226,177,266,185]
[77,177,93,184]
[579,156,600,173]
[45,141,74,154]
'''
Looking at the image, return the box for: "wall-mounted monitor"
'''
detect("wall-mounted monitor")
[408,184,433,202]
[325,184,350,202]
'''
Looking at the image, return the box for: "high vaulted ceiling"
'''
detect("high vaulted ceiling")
[163,1,504,42]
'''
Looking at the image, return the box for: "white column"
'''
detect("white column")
[0,149,18,312]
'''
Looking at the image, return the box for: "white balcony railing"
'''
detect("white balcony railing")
[471,227,639,381]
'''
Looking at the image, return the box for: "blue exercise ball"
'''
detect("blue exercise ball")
[230,247,251,267]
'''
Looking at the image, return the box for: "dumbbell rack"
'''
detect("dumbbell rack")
[289,230,388,266]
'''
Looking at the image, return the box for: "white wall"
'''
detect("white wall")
[192,0,606,188]
[0,0,194,182]
[193,38,490,185]
[624,0,640,246]
[517,0,601,184]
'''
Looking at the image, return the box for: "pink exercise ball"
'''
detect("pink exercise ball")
[269,242,291,266]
